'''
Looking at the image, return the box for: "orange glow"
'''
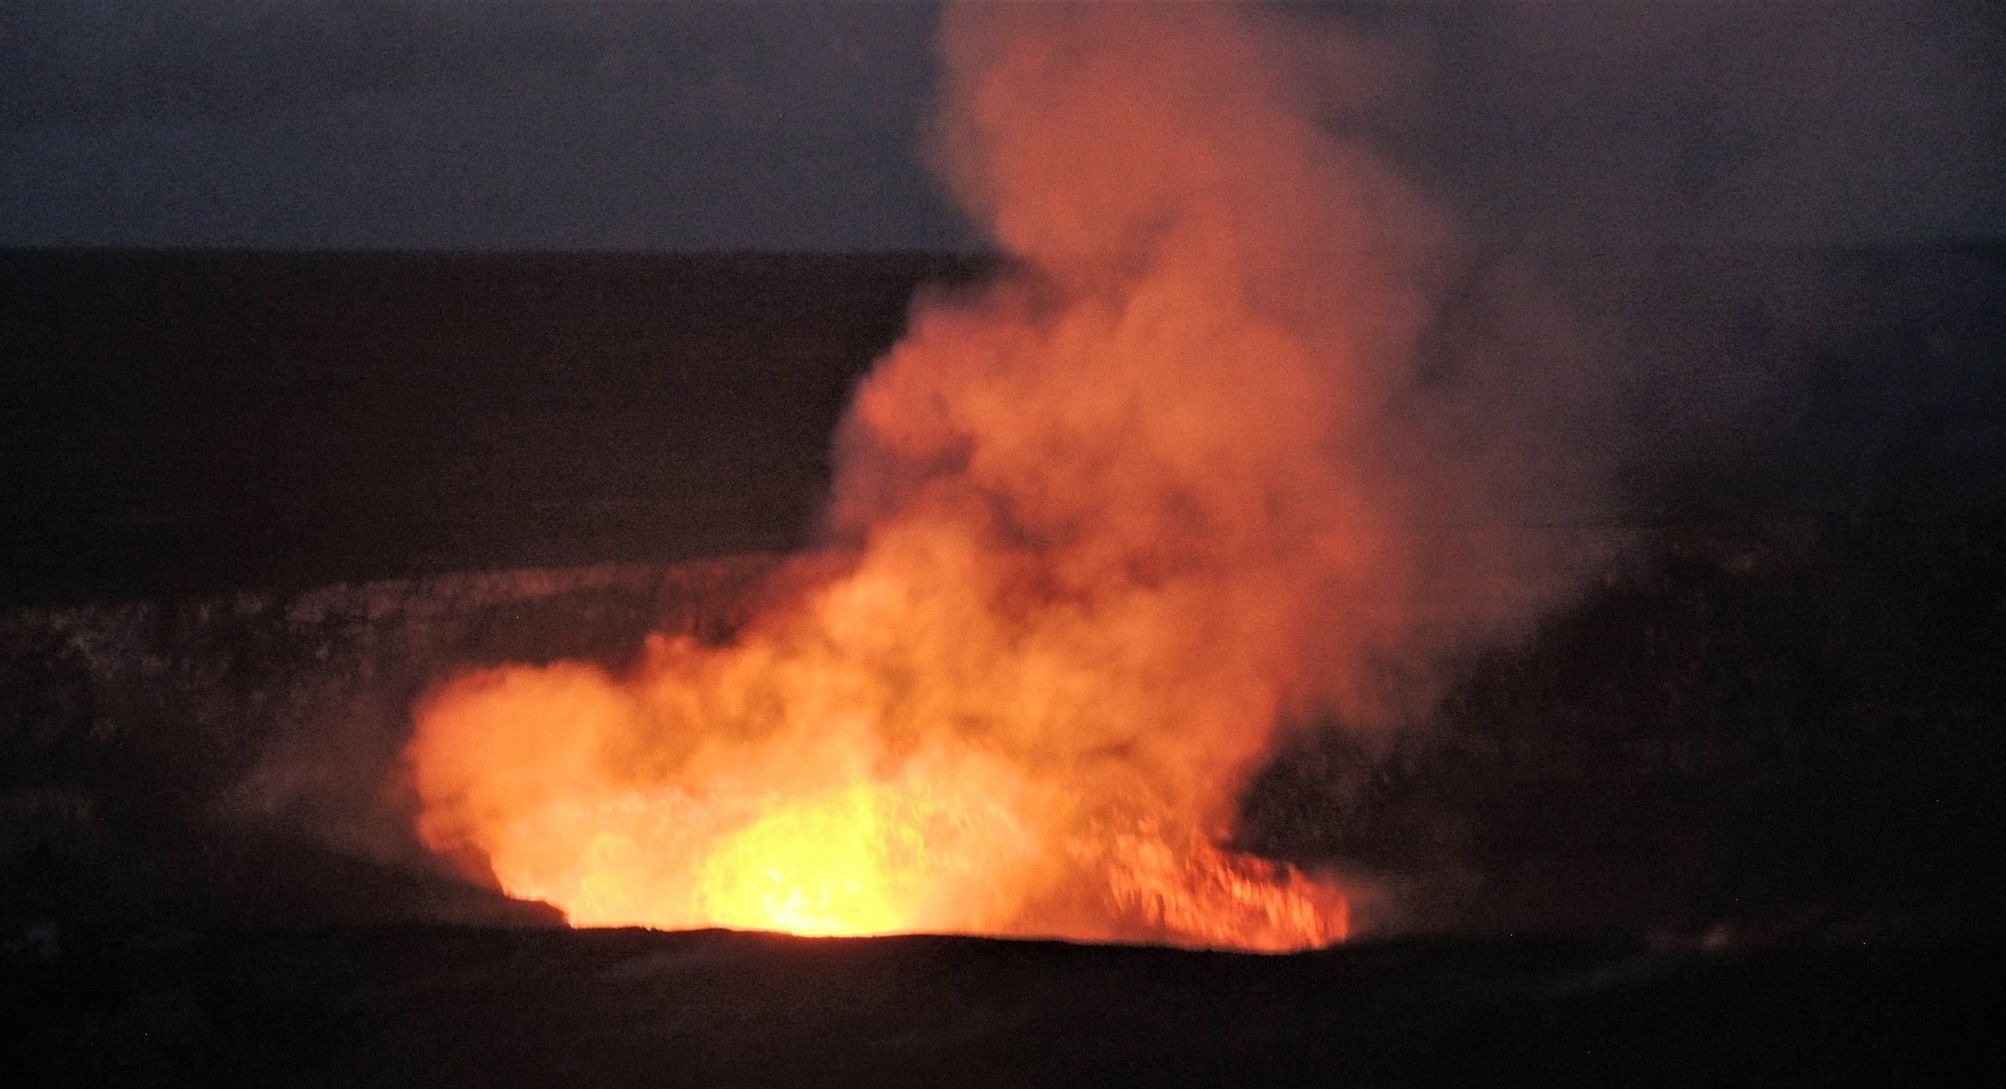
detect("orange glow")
[409,590,1349,949]
[401,5,1466,952]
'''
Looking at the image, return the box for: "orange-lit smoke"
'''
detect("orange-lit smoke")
[407,5,1518,950]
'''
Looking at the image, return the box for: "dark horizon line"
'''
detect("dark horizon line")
[3,236,2004,261]
[0,243,1000,261]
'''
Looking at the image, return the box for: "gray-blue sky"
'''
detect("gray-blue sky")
[1,1,963,250]
[2,1,2000,251]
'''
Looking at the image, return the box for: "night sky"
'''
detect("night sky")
[4,0,2002,253]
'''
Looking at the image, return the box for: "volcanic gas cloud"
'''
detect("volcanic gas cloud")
[407,5,1587,950]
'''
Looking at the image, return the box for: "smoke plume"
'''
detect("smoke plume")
[403,3,1625,948]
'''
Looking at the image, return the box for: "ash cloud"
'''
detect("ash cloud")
[400,3,1649,942]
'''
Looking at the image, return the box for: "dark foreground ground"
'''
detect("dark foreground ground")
[7,923,1999,1088]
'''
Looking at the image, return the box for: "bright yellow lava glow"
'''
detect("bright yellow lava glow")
[695,783,933,936]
